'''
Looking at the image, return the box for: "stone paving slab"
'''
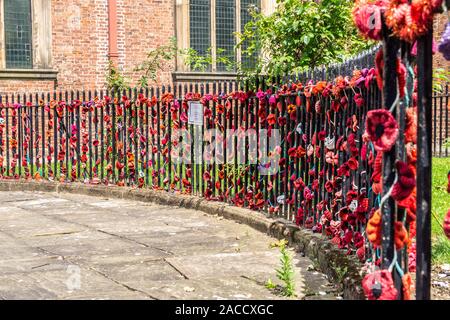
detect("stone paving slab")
[0,191,336,300]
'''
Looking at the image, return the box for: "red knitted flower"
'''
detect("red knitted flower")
[365,109,399,152]
[352,1,387,40]
[362,270,398,300]
[391,161,416,201]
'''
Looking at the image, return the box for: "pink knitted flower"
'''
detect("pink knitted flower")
[352,1,388,40]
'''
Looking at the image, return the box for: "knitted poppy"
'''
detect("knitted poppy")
[394,221,409,249]
[404,193,418,225]
[267,114,276,126]
[385,0,443,43]
[375,49,384,91]
[402,273,413,300]
[405,142,417,166]
[336,136,345,151]
[365,109,399,152]
[405,107,417,144]
[325,151,338,165]
[288,147,298,158]
[362,270,398,300]
[367,210,382,247]
[348,158,359,171]
[357,246,366,262]
[325,180,334,193]
[352,0,387,40]
[391,161,416,201]
[337,162,350,177]
[354,93,365,108]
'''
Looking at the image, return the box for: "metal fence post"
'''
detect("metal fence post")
[381,20,402,298]
[416,27,433,301]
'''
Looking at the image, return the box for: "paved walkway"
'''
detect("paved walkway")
[0,191,336,300]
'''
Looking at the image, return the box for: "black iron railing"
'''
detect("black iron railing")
[433,83,449,157]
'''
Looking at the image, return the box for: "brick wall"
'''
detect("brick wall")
[118,0,175,86]
[0,0,175,94]
[435,14,449,71]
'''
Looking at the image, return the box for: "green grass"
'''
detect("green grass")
[432,157,450,264]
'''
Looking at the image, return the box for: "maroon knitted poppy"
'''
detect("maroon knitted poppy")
[391,161,416,201]
[365,109,399,152]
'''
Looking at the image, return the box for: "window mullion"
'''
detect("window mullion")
[211,0,216,72]
[236,0,241,67]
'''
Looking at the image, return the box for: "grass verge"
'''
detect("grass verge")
[432,157,450,264]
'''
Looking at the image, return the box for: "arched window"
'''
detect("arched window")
[4,0,32,69]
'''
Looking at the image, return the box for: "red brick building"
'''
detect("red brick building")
[0,0,275,94]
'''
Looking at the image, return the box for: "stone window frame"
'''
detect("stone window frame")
[0,0,57,80]
[174,0,275,80]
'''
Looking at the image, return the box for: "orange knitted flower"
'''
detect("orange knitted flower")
[367,210,382,247]
[405,108,417,144]
[394,221,409,249]
[402,273,414,300]
[385,0,443,43]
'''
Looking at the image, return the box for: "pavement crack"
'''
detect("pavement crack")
[151,246,175,256]
[31,263,51,270]
[96,229,148,247]
[3,198,37,203]
[96,230,175,256]
[33,231,82,237]
[87,266,159,300]
[164,258,189,280]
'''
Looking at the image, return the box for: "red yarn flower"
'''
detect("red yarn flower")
[391,161,416,201]
[352,0,387,40]
[365,109,399,152]
[362,270,398,300]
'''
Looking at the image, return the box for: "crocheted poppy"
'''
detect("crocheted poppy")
[391,161,416,201]
[362,270,398,300]
[352,1,387,40]
[402,273,413,300]
[438,22,450,61]
[385,0,443,43]
[365,109,399,152]
[405,107,417,144]
[367,210,382,247]
[337,162,351,177]
[394,221,409,249]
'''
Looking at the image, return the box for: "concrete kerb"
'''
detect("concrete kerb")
[0,180,365,300]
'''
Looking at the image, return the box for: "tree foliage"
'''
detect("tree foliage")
[237,0,372,77]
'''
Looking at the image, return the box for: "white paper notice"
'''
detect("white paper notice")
[188,101,204,126]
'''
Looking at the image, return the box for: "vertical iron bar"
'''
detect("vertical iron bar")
[416,29,433,301]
